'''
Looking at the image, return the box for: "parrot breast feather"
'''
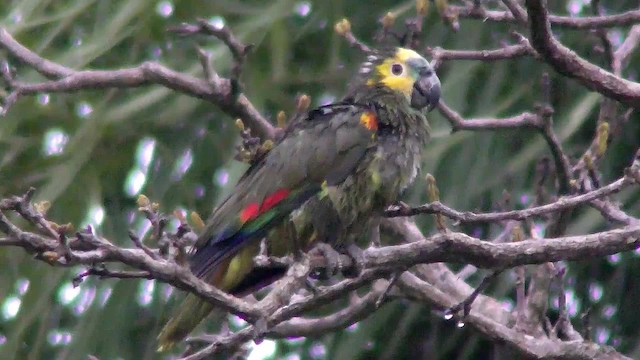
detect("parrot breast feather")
[189,104,378,280]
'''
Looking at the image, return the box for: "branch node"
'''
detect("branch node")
[446,270,502,319]
[129,230,159,260]
[375,272,401,308]
[335,18,372,54]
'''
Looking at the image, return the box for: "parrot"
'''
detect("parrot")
[157,47,441,350]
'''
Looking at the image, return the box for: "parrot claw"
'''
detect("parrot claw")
[341,243,365,278]
[309,242,342,280]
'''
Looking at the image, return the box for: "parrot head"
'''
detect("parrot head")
[361,48,441,111]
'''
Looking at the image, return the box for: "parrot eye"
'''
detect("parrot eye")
[391,63,404,76]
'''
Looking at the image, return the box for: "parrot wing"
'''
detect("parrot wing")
[189,103,380,279]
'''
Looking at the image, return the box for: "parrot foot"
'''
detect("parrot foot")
[341,243,365,278]
[308,242,343,280]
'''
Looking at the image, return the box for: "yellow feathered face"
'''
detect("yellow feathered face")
[364,48,430,97]
[361,47,441,110]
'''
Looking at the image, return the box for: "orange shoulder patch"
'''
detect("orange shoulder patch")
[359,111,378,131]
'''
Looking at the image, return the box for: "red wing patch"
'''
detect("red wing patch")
[239,188,290,223]
[359,111,378,131]
[240,203,260,223]
[260,188,290,212]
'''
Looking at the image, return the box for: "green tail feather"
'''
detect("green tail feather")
[157,294,220,351]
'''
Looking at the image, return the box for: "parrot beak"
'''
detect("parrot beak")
[410,69,441,112]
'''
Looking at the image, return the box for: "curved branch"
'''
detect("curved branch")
[386,170,637,223]
[3,206,640,294]
[437,102,541,131]
[2,9,640,359]
[524,0,640,108]
[0,210,261,319]
[383,219,633,360]
[270,288,381,337]
[3,192,640,359]
[376,219,640,270]
[427,40,536,70]
[451,4,640,29]
[399,272,630,360]
[0,27,275,140]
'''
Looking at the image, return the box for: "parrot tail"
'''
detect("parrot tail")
[157,294,219,351]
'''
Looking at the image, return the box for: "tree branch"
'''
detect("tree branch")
[384,218,631,360]
[524,0,640,108]
[399,271,630,360]
[2,5,640,358]
[386,174,634,221]
[427,38,536,71]
[0,27,275,140]
[450,3,640,30]
[436,101,542,131]
[374,221,640,270]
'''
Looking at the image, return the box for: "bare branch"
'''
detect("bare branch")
[168,19,254,96]
[436,101,541,131]
[2,5,640,358]
[450,3,640,29]
[613,25,640,76]
[376,219,640,270]
[0,209,262,319]
[590,199,640,226]
[270,283,384,337]
[385,219,631,359]
[399,271,630,359]
[0,27,275,140]
[446,270,502,319]
[524,0,640,108]
[0,28,74,78]
[537,72,573,195]
[549,10,640,29]
[386,173,636,222]
[335,19,372,54]
[501,0,528,25]
[3,193,640,357]
[169,19,250,67]
[73,266,152,287]
[0,187,59,238]
[427,40,535,70]
[551,267,583,341]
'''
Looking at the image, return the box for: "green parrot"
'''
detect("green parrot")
[157,47,440,349]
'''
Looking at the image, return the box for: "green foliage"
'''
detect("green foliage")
[1,1,639,359]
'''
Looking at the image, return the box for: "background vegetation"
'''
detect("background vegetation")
[1,0,639,359]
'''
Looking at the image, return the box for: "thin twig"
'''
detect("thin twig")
[427,40,535,70]
[446,270,502,319]
[550,266,583,341]
[450,4,640,29]
[385,174,636,222]
[334,19,372,54]
[0,27,275,140]
[501,0,528,25]
[612,25,640,76]
[73,266,152,287]
[537,73,572,195]
[168,19,254,97]
[437,102,541,131]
